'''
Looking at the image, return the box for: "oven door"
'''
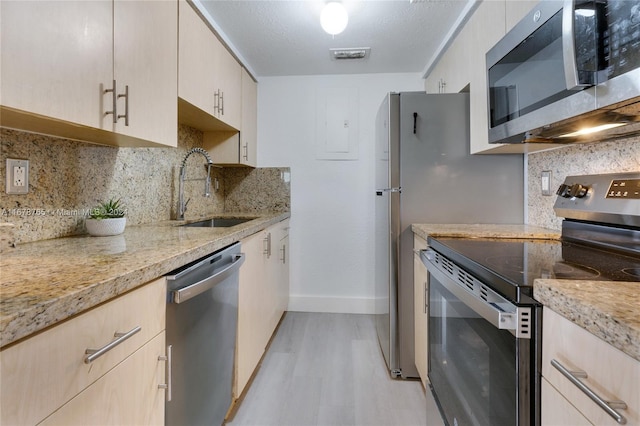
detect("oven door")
[421,249,538,426]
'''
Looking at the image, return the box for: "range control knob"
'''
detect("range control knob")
[556,183,589,198]
[568,183,589,198]
[556,184,571,197]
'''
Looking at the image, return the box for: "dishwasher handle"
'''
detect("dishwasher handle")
[170,253,245,304]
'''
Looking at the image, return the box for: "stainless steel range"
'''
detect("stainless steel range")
[421,172,640,426]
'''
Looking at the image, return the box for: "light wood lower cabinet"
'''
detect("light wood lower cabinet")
[413,234,429,388]
[234,219,290,401]
[541,377,592,426]
[0,278,167,425]
[39,332,166,426]
[541,308,640,425]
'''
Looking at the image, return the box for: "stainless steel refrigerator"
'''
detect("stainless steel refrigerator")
[374,92,524,378]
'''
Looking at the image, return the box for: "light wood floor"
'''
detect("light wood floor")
[227,312,445,426]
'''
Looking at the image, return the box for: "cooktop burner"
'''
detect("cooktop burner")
[427,237,640,303]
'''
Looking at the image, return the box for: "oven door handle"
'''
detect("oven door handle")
[421,250,528,338]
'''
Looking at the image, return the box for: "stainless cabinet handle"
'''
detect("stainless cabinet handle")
[220,90,224,115]
[263,232,272,258]
[214,89,222,115]
[423,281,427,314]
[117,84,129,126]
[551,359,628,424]
[104,79,117,124]
[280,244,286,264]
[242,142,249,161]
[158,344,172,402]
[84,326,141,364]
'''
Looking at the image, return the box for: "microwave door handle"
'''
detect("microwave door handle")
[562,0,591,90]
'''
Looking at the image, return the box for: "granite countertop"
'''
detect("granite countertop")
[412,223,639,363]
[411,223,561,241]
[0,212,289,349]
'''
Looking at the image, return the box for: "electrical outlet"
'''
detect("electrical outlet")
[6,158,29,194]
[14,166,26,187]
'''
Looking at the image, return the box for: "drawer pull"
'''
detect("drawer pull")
[84,326,141,364]
[551,359,628,424]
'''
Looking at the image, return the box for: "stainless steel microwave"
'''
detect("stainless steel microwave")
[486,0,640,145]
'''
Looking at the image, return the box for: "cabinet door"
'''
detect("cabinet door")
[0,0,112,129]
[39,332,166,426]
[113,0,177,147]
[215,43,242,129]
[268,220,289,326]
[413,235,429,388]
[178,0,217,117]
[263,228,282,337]
[235,230,269,398]
[277,222,290,315]
[240,68,258,167]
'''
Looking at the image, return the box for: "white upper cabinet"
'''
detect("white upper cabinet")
[178,0,218,120]
[0,0,178,147]
[178,0,242,131]
[1,1,112,130]
[240,68,258,167]
[205,67,257,167]
[111,0,178,147]
[215,43,242,130]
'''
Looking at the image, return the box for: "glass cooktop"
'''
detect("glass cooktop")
[427,237,640,303]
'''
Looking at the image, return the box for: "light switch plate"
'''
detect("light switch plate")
[6,158,29,194]
[541,170,552,196]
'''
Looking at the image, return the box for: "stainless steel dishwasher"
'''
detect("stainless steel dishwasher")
[165,242,244,426]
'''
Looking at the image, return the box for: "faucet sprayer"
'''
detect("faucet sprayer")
[178,148,215,220]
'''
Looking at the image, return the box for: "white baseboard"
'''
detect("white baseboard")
[287,295,378,314]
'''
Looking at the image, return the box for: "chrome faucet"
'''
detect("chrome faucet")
[178,148,214,220]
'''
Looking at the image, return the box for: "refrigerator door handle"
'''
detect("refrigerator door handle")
[376,188,401,195]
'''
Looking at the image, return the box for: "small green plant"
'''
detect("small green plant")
[88,198,126,219]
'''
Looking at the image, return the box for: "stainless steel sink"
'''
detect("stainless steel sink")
[181,217,256,228]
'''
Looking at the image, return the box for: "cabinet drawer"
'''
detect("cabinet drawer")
[541,378,591,426]
[542,308,640,426]
[0,278,166,426]
[39,332,166,426]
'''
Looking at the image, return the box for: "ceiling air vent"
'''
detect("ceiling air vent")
[330,47,371,61]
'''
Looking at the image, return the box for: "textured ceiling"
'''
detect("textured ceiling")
[195,0,476,79]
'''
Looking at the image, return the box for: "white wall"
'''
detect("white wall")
[257,73,424,313]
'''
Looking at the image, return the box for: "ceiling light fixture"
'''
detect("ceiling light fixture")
[321,2,348,35]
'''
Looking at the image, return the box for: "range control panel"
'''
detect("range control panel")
[553,172,640,227]
[606,178,640,199]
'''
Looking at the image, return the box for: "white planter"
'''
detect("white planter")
[85,217,127,237]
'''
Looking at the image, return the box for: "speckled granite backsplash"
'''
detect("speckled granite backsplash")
[527,135,639,230]
[1,126,289,245]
